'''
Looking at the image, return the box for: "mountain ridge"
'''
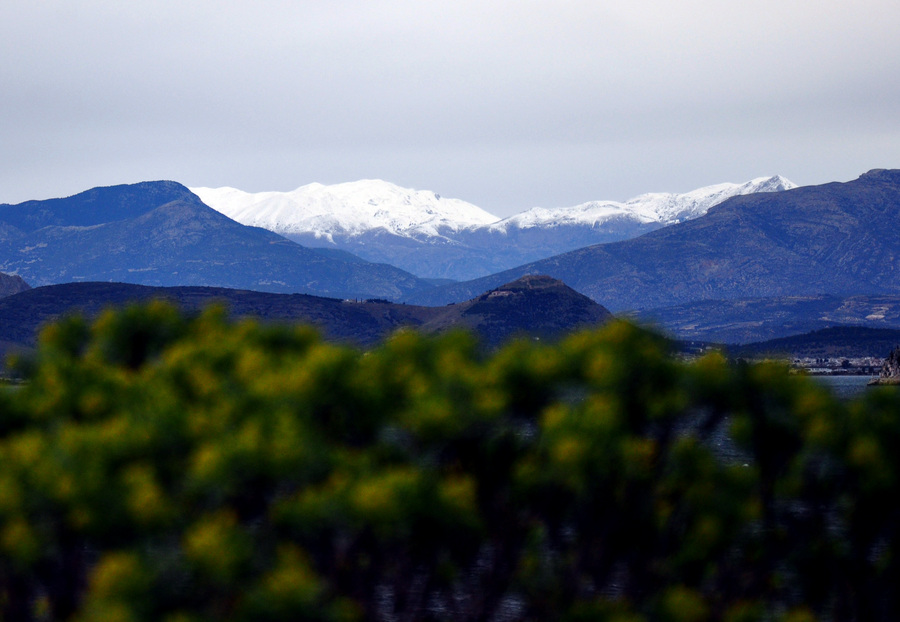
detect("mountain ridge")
[487,175,796,231]
[191,179,500,241]
[193,176,795,280]
[0,276,612,359]
[632,293,900,344]
[406,170,900,310]
[0,181,433,301]
[731,326,900,359]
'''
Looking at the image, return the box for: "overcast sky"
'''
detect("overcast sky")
[2,1,899,216]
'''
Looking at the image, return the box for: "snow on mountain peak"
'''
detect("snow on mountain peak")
[192,176,796,244]
[191,180,500,240]
[490,175,797,231]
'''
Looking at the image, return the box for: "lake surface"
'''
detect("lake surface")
[811,375,879,400]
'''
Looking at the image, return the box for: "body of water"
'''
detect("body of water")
[811,375,879,400]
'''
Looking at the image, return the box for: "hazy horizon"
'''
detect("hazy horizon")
[3,1,899,217]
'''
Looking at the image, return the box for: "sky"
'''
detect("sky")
[2,1,899,217]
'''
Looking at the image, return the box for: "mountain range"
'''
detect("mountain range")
[2,170,900,354]
[0,182,432,301]
[408,170,900,313]
[633,294,900,344]
[193,176,795,281]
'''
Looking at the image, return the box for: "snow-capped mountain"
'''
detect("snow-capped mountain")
[191,180,499,242]
[192,176,796,281]
[490,176,796,232]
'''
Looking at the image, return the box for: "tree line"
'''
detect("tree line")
[0,302,898,620]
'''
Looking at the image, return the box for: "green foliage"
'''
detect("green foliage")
[1,304,899,620]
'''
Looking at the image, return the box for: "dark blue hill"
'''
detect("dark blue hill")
[0,181,432,301]
[733,326,900,359]
[408,170,900,312]
[0,276,612,358]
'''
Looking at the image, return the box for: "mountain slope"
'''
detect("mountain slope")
[632,294,900,344]
[732,326,900,359]
[0,272,30,299]
[0,181,432,300]
[0,181,193,230]
[0,276,612,358]
[193,176,794,280]
[0,282,433,350]
[488,175,796,231]
[420,274,613,345]
[407,170,900,310]
[191,180,499,240]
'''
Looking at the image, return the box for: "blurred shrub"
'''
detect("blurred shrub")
[0,304,898,621]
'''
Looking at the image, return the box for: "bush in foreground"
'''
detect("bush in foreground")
[0,303,899,621]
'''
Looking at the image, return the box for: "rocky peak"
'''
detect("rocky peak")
[0,273,30,299]
[859,169,900,184]
[879,346,900,379]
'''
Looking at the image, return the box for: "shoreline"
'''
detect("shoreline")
[867,377,900,386]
